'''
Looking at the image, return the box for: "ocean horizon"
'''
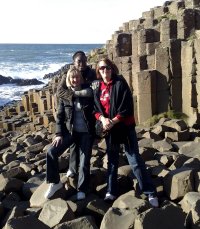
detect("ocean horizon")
[0,43,103,106]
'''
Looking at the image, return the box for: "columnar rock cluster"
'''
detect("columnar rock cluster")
[0,117,200,228]
[104,0,200,126]
[0,79,59,135]
[2,0,200,129]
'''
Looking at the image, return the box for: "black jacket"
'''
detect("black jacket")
[57,66,96,100]
[93,75,134,142]
[56,84,95,136]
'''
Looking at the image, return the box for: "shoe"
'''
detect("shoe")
[64,183,69,190]
[66,170,74,178]
[104,193,116,202]
[77,191,86,200]
[148,195,159,208]
[44,182,63,199]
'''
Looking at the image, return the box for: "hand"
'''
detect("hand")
[101,117,114,131]
[51,136,63,147]
[91,80,100,90]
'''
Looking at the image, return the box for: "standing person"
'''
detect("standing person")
[57,50,96,99]
[93,58,159,207]
[45,67,95,200]
[57,51,96,178]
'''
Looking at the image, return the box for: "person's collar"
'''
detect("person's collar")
[102,79,113,86]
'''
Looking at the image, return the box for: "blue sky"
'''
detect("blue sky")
[0,0,166,44]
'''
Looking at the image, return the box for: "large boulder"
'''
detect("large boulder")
[38,198,75,228]
[134,202,186,229]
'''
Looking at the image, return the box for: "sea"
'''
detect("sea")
[0,43,103,107]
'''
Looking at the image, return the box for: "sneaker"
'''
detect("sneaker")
[64,183,69,190]
[104,193,116,202]
[44,182,63,199]
[77,191,86,200]
[66,170,74,178]
[148,195,159,208]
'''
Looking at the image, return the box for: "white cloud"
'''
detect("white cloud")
[0,0,166,44]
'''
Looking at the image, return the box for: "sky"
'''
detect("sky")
[0,0,167,44]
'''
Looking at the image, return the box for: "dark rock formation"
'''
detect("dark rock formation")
[0,75,44,86]
[0,75,12,84]
[43,64,70,79]
[0,114,199,228]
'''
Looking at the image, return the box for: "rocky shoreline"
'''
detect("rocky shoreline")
[0,75,44,86]
[0,60,199,228]
[0,116,200,228]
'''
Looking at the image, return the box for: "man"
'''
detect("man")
[57,51,96,100]
[56,50,96,179]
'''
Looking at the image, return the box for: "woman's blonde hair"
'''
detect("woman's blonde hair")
[66,66,83,87]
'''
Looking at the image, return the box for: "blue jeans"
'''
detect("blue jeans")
[46,131,93,193]
[68,142,78,174]
[105,125,156,196]
[124,125,156,196]
[72,131,93,193]
[105,136,120,196]
[46,133,73,184]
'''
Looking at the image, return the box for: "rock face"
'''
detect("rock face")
[86,0,200,127]
[0,75,43,86]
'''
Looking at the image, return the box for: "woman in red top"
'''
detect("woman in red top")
[93,58,159,207]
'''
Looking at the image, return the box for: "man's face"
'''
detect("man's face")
[74,55,87,71]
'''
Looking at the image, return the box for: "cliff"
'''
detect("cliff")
[89,0,200,127]
[2,0,200,133]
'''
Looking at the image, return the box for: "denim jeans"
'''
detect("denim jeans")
[124,125,156,196]
[105,125,156,196]
[46,133,73,184]
[46,131,93,193]
[68,142,79,174]
[72,131,93,193]
[105,136,120,196]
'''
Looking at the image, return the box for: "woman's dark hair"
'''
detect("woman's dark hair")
[96,58,119,79]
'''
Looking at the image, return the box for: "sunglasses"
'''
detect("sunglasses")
[99,65,111,71]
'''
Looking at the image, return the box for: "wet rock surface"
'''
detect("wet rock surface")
[0,75,44,86]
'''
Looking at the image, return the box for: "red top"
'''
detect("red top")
[95,80,135,126]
